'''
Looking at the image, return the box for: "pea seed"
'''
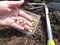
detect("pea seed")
[32,18,36,22]
[16,18,19,21]
[15,18,19,21]
[19,20,24,23]
[32,22,34,24]
[32,21,36,26]
[28,27,34,32]
[30,27,34,30]
[28,29,33,32]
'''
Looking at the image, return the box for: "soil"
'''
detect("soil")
[0,0,60,45]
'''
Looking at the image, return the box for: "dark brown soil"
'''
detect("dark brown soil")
[0,0,60,45]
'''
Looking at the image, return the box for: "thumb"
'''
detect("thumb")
[8,0,24,8]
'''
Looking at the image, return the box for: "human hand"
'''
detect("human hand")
[0,1,32,30]
[0,0,24,16]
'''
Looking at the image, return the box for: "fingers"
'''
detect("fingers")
[17,17,32,27]
[24,18,32,27]
[18,10,32,21]
[8,0,24,8]
[24,25,30,30]
[11,23,24,30]
[11,17,32,30]
[18,17,32,30]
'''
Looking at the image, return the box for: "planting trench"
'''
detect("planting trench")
[0,0,60,45]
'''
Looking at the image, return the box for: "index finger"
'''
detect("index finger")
[18,10,32,21]
[8,0,24,8]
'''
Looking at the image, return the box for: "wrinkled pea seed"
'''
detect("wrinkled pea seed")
[28,29,33,32]
[32,22,35,24]
[19,20,24,23]
[28,27,34,32]
[32,18,36,22]
[16,18,19,21]
[30,27,34,30]
[15,18,19,21]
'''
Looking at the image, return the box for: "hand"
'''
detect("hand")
[0,0,24,16]
[0,1,32,30]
